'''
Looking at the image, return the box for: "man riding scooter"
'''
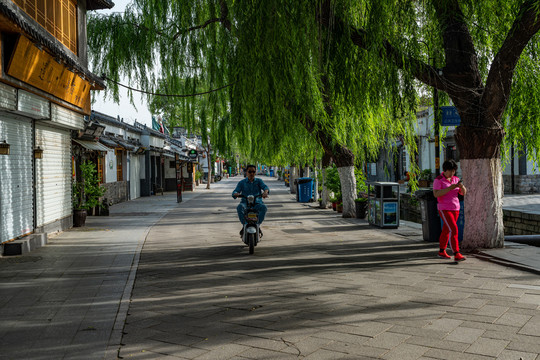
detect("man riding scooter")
[232,165,269,238]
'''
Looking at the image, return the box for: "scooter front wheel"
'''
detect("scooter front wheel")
[248,233,255,254]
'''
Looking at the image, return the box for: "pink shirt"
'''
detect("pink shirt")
[433,174,461,211]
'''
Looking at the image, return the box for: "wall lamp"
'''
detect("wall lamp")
[0,140,10,155]
[34,146,43,159]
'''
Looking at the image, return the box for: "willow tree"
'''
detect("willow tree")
[320,0,540,248]
[88,0,416,218]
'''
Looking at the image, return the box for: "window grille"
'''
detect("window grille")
[12,0,78,54]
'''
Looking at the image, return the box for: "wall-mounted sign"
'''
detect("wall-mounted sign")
[7,35,91,111]
[441,106,461,126]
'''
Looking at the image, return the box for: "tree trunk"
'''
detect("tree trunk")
[460,158,504,249]
[337,166,356,218]
[320,167,330,208]
[206,150,212,189]
[290,166,297,194]
[455,125,505,249]
[313,160,319,203]
[331,145,356,218]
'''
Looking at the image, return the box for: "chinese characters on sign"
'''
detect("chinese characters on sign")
[441,106,461,126]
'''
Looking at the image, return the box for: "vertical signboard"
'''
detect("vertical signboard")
[175,154,182,203]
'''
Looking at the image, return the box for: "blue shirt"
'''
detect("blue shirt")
[232,178,269,204]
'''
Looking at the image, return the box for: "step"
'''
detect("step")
[2,233,47,256]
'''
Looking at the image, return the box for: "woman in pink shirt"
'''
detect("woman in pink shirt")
[432,160,467,261]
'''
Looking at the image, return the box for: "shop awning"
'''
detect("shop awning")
[99,137,119,149]
[73,139,110,152]
[116,139,137,152]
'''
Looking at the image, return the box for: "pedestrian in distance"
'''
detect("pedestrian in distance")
[433,159,467,261]
[232,164,269,237]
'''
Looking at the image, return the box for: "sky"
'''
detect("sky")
[90,0,153,127]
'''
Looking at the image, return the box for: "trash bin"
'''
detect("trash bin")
[297,177,313,202]
[368,182,400,228]
[416,190,441,242]
[270,169,274,177]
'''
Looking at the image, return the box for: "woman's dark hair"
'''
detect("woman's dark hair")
[442,159,458,172]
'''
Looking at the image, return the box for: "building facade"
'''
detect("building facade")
[0,0,112,252]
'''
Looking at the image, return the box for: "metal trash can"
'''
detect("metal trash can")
[270,169,274,177]
[416,190,441,242]
[297,177,313,202]
[368,182,400,228]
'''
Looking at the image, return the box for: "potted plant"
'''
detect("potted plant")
[195,170,203,185]
[73,160,105,227]
[330,196,338,211]
[337,202,343,213]
[419,169,433,187]
[355,194,368,219]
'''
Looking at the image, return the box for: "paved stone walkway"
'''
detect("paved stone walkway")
[0,190,202,360]
[117,177,540,360]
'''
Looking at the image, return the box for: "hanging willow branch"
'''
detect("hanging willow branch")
[104,76,234,98]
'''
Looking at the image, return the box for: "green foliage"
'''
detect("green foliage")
[419,169,433,181]
[73,161,105,211]
[325,165,341,195]
[195,170,203,181]
[87,0,540,175]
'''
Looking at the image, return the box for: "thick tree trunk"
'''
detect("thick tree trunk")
[320,167,330,208]
[337,166,356,218]
[332,146,356,218]
[460,158,504,249]
[290,166,297,194]
[455,125,505,249]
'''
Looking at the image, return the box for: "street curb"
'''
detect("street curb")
[474,251,540,276]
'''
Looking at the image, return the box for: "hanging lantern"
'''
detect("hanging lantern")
[34,146,44,159]
[0,140,10,155]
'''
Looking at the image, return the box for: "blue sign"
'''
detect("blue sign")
[441,106,461,126]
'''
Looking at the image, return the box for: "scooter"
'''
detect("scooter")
[238,194,263,254]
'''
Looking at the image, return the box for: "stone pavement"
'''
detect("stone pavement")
[117,176,540,359]
[0,176,539,360]
[0,189,204,360]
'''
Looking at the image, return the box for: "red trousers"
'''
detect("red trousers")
[439,210,460,253]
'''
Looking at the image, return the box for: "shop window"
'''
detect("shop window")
[115,149,123,181]
[12,0,78,54]
[169,160,176,169]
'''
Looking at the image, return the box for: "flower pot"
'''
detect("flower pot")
[355,201,368,219]
[337,204,343,213]
[419,180,430,187]
[73,209,87,227]
[332,202,337,211]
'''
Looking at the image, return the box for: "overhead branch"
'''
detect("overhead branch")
[348,27,448,92]
[483,0,540,124]
[316,0,447,93]
[172,0,232,39]
[431,0,483,90]
[105,76,233,98]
